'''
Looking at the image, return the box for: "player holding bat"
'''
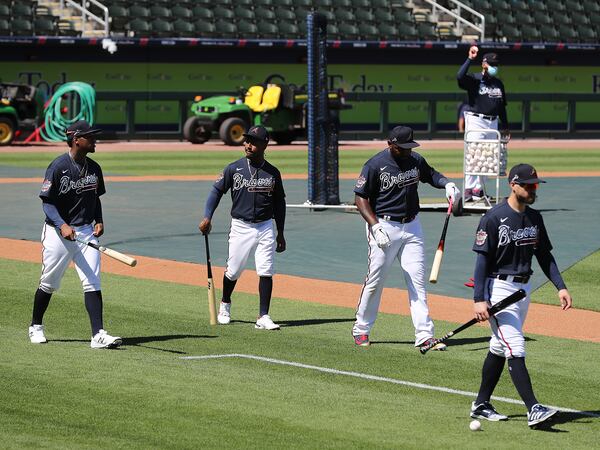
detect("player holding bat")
[469,163,572,428]
[28,120,122,349]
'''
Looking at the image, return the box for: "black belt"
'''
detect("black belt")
[496,274,530,283]
[466,111,497,121]
[378,215,416,224]
[234,217,268,224]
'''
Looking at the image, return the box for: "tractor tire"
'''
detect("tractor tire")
[0,117,16,146]
[271,131,295,145]
[183,117,211,144]
[219,117,247,146]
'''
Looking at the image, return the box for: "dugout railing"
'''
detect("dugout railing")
[94,91,600,140]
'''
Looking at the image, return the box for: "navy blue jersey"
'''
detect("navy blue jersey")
[472,200,553,276]
[457,58,508,128]
[40,153,105,227]
[354,149,448,218]
[214,157,285,222]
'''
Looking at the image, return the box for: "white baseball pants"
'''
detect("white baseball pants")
[39,223,101,293]
[352,216,435,345]
[464,113,499,191]
[225,218,275,280]
[484,277,531,358]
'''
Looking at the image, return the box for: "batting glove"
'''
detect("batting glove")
[445,182,460,204]
[371,222,391,249]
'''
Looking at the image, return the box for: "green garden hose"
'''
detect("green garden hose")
[41,82,96,142]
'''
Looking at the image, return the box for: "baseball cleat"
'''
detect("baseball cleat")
[418,338,447,351]
[217,301,231,325]
[353,334,370,347]
[470,401,508,421]
[29,324,47,344]
[91,329,122,349]
[255,314,280,330]
[527,404,558,427]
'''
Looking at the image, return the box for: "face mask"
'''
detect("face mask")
[487,66,498,77]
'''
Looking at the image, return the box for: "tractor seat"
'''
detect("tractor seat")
[244,85,265,112]
[254,84,281,112]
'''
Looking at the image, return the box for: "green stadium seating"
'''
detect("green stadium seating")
[172,18,195,37]
[129,4,150,18]
[215,0,233,5]
[11,17,34,35]
[172,5,193,20]
[532,11,553,26]
[12,3,34,17]
[237,21,258,37]
[571,12,590,26]
[338,22,359,40]
[127,18,151,37]
[358,23,378,40]
[545,0,566,13]
[213,6,234,20]
[273,0,294,6]
[233,6,255,21]
[33,15,57,35]
[335,8,355,23]
[577,27,597,43]
[194,19,216,37]
[352,0,371,8]
[564,0,584,13]
[499,24,521,41]
[416,22,438,41]
[108,4,129,31]
[57,19,79,37]
[539,24,560,42]
[583,0,600,13]
[192,7,214,21]
[254,0,273,7]
[326,23,340,39]
[275,8,295,22]
[371,0,390,8]
[551,12,572,26]
[394,7,414,23]
[0,3,10,17]
[0,17,9,36]
[514,11,535,26]
[377,22,399,40]
[214,20,236,38]
[496,11,516,25]
[257,20,278,39]
[316,10,335,22]
[151,18,174,37]
[149,5,171,19]
[374,8,393,23]
[558,25,579,42]
[315,0,333,7]
[278,21,299,38]
[331,0,352,7]
[355,8,375,23]
[510,1,530,13]
[521,26,542,42]
[255,9,276,21]
[398,22,419,40]
[293,0,312,7]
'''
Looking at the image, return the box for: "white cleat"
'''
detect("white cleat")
[255,314,280,330]
[91,329,122,349]
[29,324,47,344]
[527,404,558,427]
[217,302,231,325]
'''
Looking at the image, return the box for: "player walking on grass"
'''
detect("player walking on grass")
[199,126,286,330]
[352,126,460,350]
[29,120,122,349]
[470,163,572,428]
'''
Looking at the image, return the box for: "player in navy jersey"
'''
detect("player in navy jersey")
[29,120,122,349]
[458,46,509,201]
[351,125,460,350]
[470,163,572,428]
[199,125,286,330]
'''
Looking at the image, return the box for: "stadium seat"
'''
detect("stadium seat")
[394,7,414,23]
[488,0,511,12]
[194,20,216,37]
[316,10,335,22]
[570,12,590,26]
[514,11,534,26]
[557,25,579,42]
[172,19,195,37]
[127,18,151,37]
[528,0,548,13]
[238,21,258,37]
[520,26,542,42]
[11,17,33,36]
[564,0,584,13]
[172,5,193,20]
[255,9,276,21]
[438,26,459,41]
[108,4,129,31]
[233,6,255,20]
[510,1,530,13]
[417,22,438,41]
[293,0,312,7]
[0,3,9,18]
[34,15,57,36]
[590,12,600,26]
[129,4,150,18]
[545,0,566,13]
[57,19,79,36]
[278,21,299,39]
[275,8,295,22]
[331,0,352,7]
[254,0,273,6]
[358,23,379,40]
[192,7,214,20]
[371,0,391,7]
[338,23,360,40]
[0,18,9,36]
[532,11,553,26]
[257,20,278,39]
[551,10,572,26]
[374,8,393,23]
[496,11,516,25]
[355,8,375,23]
[335,8,355,23]
[12,3,33,17]
[539,25,560,42]
[272,0,294,6]
[255,84,281,111]
[352,0,371,8]
[150,5,171,19]
[213,6,234,20]
[378,22,399,40]
[294,6,312,22]
[315,0,333,6]
[215,0,233,5]
[577,27,597,43]
[499,24,521,41]
[399,23,419,40]
[151,18,174,37]
[327,23,340,39]
[215,20,237,38]
[583,0,600,13]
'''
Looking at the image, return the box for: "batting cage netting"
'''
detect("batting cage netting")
[307,12,340,206]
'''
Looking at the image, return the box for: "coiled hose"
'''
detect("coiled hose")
[41,82,96,142]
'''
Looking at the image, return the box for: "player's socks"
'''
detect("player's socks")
[508,357,538,411]
[31,288,52,325]
[475,351,506,404]
[258,276,273,317]
[84,291,104,335]
[222,275,237,303]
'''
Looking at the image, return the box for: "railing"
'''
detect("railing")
[93,91,600,140]
[59,0,109,36]
[425,0,485,42]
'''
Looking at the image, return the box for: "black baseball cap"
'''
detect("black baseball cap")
[65,120,102,139]
[508,163,546,184]
[388,125,419,149]
[482,53,499,66]
[243,125,269,143]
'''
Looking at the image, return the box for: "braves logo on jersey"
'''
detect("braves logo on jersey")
[59,174,99,195]
[498,224,538,247]
[379,167,419,191]
[478,84,503,98]
[232,172,275,194]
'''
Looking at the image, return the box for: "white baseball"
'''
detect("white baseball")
[469,419,481,431]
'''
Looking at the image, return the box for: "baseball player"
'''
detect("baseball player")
[199,125,286,330]
[457,45,509,201]
[352,125,460,350]
[28,120,122,349]
[470,163,572,428]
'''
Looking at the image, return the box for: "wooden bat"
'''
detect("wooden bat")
[429,200,453,283]
[75,237,137,267]
[204,233,218,325]
[420,289,527,354]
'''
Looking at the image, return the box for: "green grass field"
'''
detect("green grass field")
[1,148,599,176]
[1,258,599,449]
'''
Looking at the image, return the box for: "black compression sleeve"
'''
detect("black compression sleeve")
[203,186,224,219]
[536,250,567,290]
[273,195,286,232]
[457,58,472,81]
[473,252,489,302]
[42,200,66,227]
[95,197,103,223]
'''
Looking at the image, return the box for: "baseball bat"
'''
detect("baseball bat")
[419,289,526,354]
[204,233,218,326]
[75,237,137,267]
[429,200,453,283]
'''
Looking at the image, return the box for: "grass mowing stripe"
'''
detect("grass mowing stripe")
[182,353,600,418]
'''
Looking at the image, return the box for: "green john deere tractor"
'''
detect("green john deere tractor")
[0,83,44,145]
[183,74,350,146]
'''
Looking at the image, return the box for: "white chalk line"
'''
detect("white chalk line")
[181,353,599,419]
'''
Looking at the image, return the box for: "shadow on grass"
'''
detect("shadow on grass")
[370,336,536,349]
[506,409,600,433]
[228,318,355,328]
[53,334,217,354]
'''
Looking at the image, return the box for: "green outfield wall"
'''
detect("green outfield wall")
[3,63,600,127]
